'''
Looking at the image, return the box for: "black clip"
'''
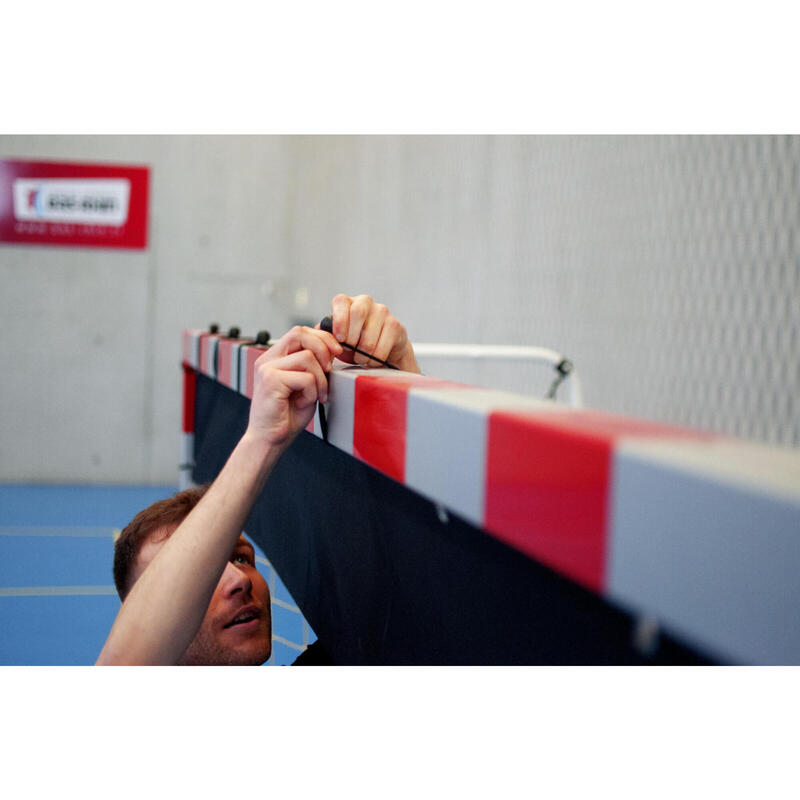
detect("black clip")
[546,358,573,400]
[318,315,399,370]
[318,401,329,443]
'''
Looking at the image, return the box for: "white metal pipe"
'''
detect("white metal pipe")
[565,370,583,408]
[411,342,583,407]
[412,343,565,364]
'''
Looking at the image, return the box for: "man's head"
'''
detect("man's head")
[114,486,272,665]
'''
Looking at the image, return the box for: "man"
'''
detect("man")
[109,483,277,665]
[96,293,419,665]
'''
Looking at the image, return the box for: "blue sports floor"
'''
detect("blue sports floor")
[0,484,313,665]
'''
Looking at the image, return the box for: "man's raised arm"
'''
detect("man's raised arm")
[96,324,342,665]
[96,294,419,665]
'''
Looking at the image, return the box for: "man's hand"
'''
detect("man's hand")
[325,294,420,374]
[246,294,417,451]
[247,325,343,448]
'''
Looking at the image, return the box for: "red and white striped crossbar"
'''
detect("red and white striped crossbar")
[181,329,800,664]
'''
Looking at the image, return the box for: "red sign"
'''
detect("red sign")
[0,159,149,249]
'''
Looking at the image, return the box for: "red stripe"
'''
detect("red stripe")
[244,346,269,399]
[182,364,197,434]
[352,375,460,483]
[361,373,471,389]
[217,340,234,388]
[483,409,713,592]
[353,377,411,482]
[528,409,716,441]
[485,411,611,592]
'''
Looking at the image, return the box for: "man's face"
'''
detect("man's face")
[133,529,272,666]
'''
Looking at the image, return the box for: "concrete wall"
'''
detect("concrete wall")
[1,136,294,484]
[1,135,798,484]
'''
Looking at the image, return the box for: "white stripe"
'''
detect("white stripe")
[406,386,557,414]
[615,437,800,502]
[326,368,356,454]
[405,388,488,527]
[0,526,115,537]
[0,586,118,597]
[230,342,242,389]
[608,444,800,664]
[183,330,202,369]
[203,337,219,379]
[255,555,272,567]
[238,345,249,396]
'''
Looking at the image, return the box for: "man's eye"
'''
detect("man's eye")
[233,553,252,565]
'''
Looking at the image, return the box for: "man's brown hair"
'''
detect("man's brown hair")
[113,484,209,600]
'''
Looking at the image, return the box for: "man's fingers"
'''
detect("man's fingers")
[330,294,352,343]
[275,368,319,409]
[325,293,418,373]
[372,314,404,365]
[346,294,374,350]
[354,301,389,366]
[262,349,329,402]
[264,326,341,371]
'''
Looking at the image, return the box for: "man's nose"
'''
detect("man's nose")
[220,561,253,598]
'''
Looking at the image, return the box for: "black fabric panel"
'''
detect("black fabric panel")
[291,639,335,666]
[193,373,714,665]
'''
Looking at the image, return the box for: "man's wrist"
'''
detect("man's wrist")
[239,427,292,464]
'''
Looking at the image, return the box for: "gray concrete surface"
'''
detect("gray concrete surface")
[1,135,798,483]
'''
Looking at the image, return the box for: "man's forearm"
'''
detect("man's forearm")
[96,432,284,665]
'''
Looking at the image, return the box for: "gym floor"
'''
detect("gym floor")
[0,484,313,665]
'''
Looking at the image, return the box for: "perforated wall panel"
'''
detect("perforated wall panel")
[286,135,800,447]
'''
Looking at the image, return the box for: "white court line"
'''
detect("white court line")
[272,634,305,652]
[1,539,302,599]
[272,597,301,613]
[2,586,301,609]
[0,585,118,597]
[256,555,302,613]
[0,527,116,537]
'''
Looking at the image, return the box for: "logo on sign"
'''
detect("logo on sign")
[12,179,131,226]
